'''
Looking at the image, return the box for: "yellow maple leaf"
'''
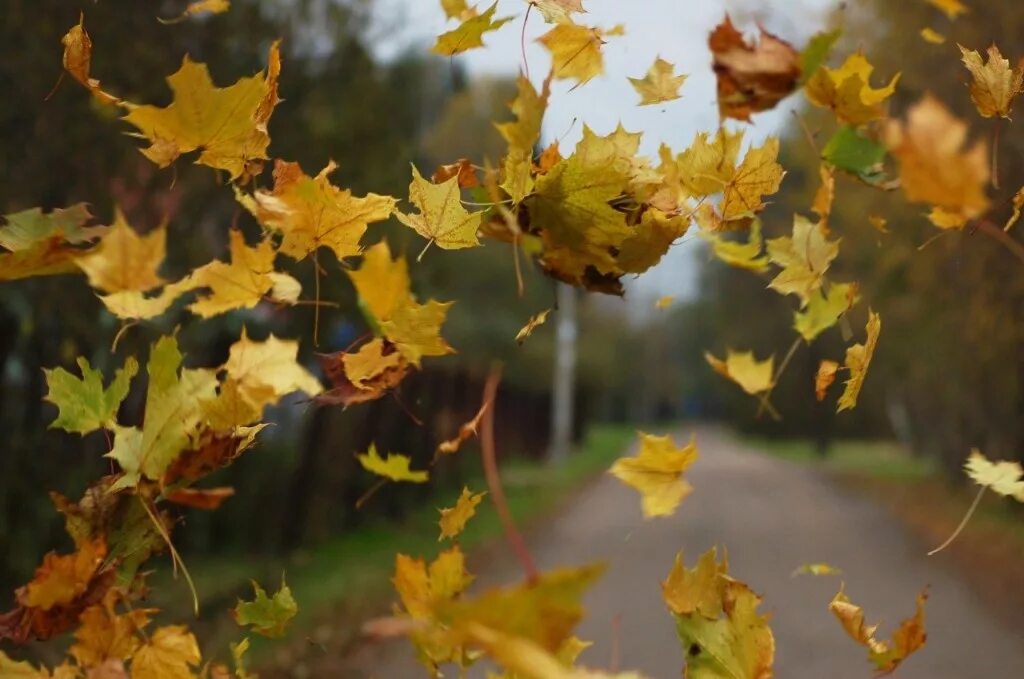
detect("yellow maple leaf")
[60,15,119,105]
[70,591,152,668]
[75,209,165,294]
[395,165,483,252]
[959,44,1023,119]
[628,57,687,106]
[608,432,699,518]
[720,137,784,221]
[655,295,674,310]
[433,2,514,56]
[185,229,300,318]
[121,42,280,179]
[441,0,472,20]
[131,625,201,679]
[662,548,727,618]
[883,95,989,226]
[438,487,486,541]
[537,22,623,86]
[964,449,1024,500]
[705,349,774,395]
[805,52,899,126]
[515,309,552,344]
[358,444,428,483]
[530,0,586,25]
[815,359,840,401]
[346,240,412,325]
[380,299,456,367]
[928,0,967,20]
[699,213,769,272]
[671,128,744,199]
[837,310,881,412]
[241,159,396,262]
[496,73,552,203]
[219,328,323,413]
[830,585,927,675]
[793,281,859,342]
[342,338,405,390]
[767,214,840,306]
[22,539,106,610]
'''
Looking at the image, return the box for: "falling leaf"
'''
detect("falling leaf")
[121,42,280,179]
[342,338,406,390]
[165,486,235,510]
[159,0,231,24]
[869,215,889,233]
[395,165,483,251]
[1004,187,1024,231]
[76,210,166,294]
[927,0,967,20]
[433,2,514,56]
[380,299,456,367]
[805,52,900,126]
[496,73,552,203]
[69,591,152,669]
[44,356,138,435]
[358,444,428,483]
[441,0,472,20]
[438,487,486,540]
[812,164,835,227]
[792,563,842,577]
[821,126,888,184]
[720,137,784,221]
[233,578,298,638]
[346,240,412,326]
[655,295,674,309]
[959,44,1024,119]
[629,57,687,105]
[667,548,775,679]
[883,95,989,226]
[23,539,106,611]
[964,449,1024,500]
[219,329,322,415]
[432,158,479,188]
[609,432,699,518]
[516,309,552,344]
[708,15,800,121]
[705,350,774,395]
[830,586,927,675]
[529,0,586,24]
[671,127,744,199]
[60,15,118,105]
[240,159,396,262]
[815,360,840,401]
[767,214,840,306]
[131,626,201,679]
[920,28,946,45]
[699,215,770,272]
[317,342,411,408]
[837,310,881,412]
[537,22,623,86]
[394,547,472,620]
[794,282,859,342]
[799,29,841,84]
[437,400,490,455]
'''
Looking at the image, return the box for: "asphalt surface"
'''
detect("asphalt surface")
[342,427,1024,678]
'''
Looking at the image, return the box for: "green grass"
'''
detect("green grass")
[153,423,635,662]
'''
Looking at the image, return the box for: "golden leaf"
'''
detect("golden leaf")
[959,44,1023,119]
[23,539,106,611]
[437,399,490,455]
[628,57,687,106]
[60,15,118,105]
[794,282,859,342]
[76,210,165,294]
[380,299,456,367]
[496,73,552,203]
[964,449,1024,500]
[530,0,586,25]
[837,310,881,412]
[433,2,514,56]
[767,214,840,306]
[920,28,946,45]
[928,0,967,20]
[342,338,405,390]
[705,349,774,395]
[537,22,623,86]
[438,487,486,541]
[358,444,428,483]
[395,165,483,251]
[720,137,784,221]
[662,548,727,618]
[830,586,927,675]
[346,240,412,325]
[609,432,699,518]
[805,52,899,125]
[131,626,201,679]
[815,359,840,401]
[515,309,552,344]
[159,0,231,24]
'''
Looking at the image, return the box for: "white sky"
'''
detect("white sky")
[372,0,838,310]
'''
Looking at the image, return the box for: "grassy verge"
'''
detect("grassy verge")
[155,423,634,669]
[747,437,1024,629]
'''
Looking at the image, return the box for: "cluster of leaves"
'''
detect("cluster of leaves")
[3,0,1024,677]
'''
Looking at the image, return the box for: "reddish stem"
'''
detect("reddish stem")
[974,218,1024,268]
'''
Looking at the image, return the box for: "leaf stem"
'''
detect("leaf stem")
[928,485,985,556]
[974,218,1024,268]
[139,497,199,616]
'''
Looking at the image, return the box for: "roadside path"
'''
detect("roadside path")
[343,427,1024,678]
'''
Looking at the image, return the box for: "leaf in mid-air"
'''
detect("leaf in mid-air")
[233,578,298,638]
[216,328,323,418]
[438,487,486,541]
[837,310,881,412]
[830,585,927,675]
[342,339,406,391]
[629,57,687,106]
[815,359,840,401]
[767,214,840,306]
[44,356,138,435]
[436,399,490,455]
[537,22,624,86]
[60,15,119,104]
[822,126,887,183]
[798,29,841,84]
[964,449,1024,500]
[395,165,483,251]
[804,52,899,126]
[22,539,107,611]
[121,42,280,179]
[705,349,774,396]
[380,299,456,367]
[75,210,166,294]
[927,0,967,20]
[240,160,396,262]
[699,213,769,272]
[159,0,231,24]
[720,137,784,221]
[609,432,699,518]
[529,0,586,24]
[883,95,989,228]
[708,15,800,121]
[515,309,552,344]
[346,240,412,327]
[69,590,152,669]
[662,548,728,618]
[131,626,202,679]
[669,127,744,200]
[496,73,551,203]
[793,282,859,342]
[959,44,1023,119]
[432,2,514,56]
[792,562,842,577]
[358,444,429,483]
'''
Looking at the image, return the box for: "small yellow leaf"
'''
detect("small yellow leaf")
[830,585,927,675]
[699,215,769,272]
[964,449,1024,500]
[60,15,119,105]
[396,165,483,251]
[1004,187,1024,232]
[805,52,900,126]
[358,444,428,483]
[342,339,404,390]
[705,349,774,395]
[919,28,946,45]
[794,282,859,342]
[159,0,231,24]
[432,2,514,56]
[530,0,586,25]
[662,548,727,618]
[537,22,622,86]
[868,215,889,233]
[791,562,842,577]
[609,432,698,518]
[815,360,840,401]
[628,57,686,106]
[959,44,1024,119]
[515,309,552,344]
[837,310,881,412]
[436,399,490,455]
[438,487,486,541]
[380,299,456,367]
[928,0,967,20]
[346,240,412,325]
[655,295,674,310]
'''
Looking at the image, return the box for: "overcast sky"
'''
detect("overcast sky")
[372,0,839,308]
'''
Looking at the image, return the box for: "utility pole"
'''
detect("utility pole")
[549,282,577,464]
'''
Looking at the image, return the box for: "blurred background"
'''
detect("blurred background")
[3,0,1024,675]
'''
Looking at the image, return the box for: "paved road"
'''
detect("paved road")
[342,427,1024,678]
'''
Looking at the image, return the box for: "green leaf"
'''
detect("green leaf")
[794,282,860,342]
[799,29,841,84]
[822,126,887,181]
[44,356,139,435]
[233,577,298,638]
